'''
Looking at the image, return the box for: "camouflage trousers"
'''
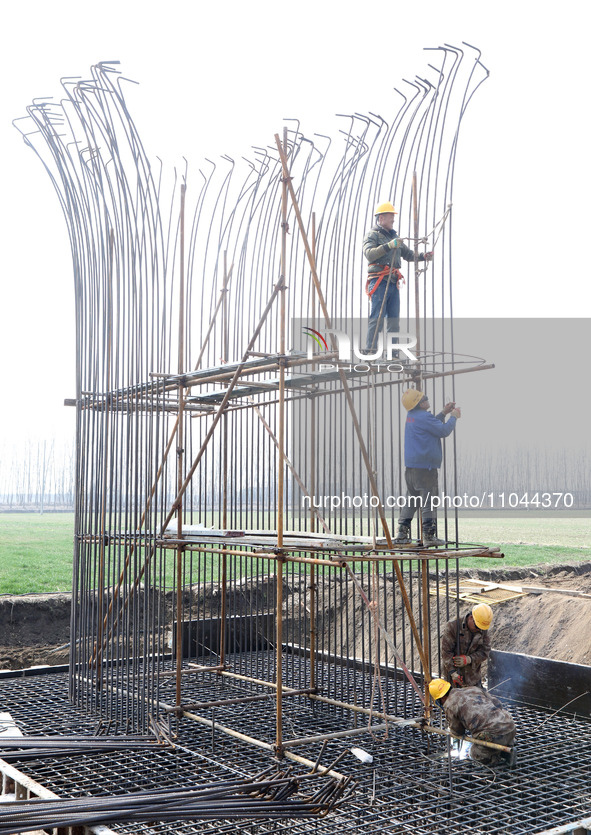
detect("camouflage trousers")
[470,729,515,766]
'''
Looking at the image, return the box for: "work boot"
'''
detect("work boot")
[393,524,411,544]
[423,526,445,547]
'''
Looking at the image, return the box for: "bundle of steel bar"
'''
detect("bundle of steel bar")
[0,734,165,762]
[0,772,352,834]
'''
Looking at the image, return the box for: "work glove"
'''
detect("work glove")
[453,655,471,668]
[424,251,434,260]
[451,672,464,687]
[387,238,402,250]
[450,408,461,419]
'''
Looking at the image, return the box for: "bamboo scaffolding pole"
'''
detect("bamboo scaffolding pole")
[162,276,288,529]
[92,248,237,666]
[182,690,511,757]
[90,414,180,663]
[177,663,225,676]
[422,561,431,715]
[310,692,416,722]
[70,359,494,415]
[279,702,512,754]
[162,688,313,713]
[281,724,391,748]
[193,258,233,372]
[161,353,341,389]
[180,711,276,750]
[249,400,331,535]
[151,542,501,561]
[344,563,424,704]
[275,134,428,676]
[317,694,513,753]
[182,665,290,691]
[101,271,290,652]
[412,172,425,544]
[180,711,346,779]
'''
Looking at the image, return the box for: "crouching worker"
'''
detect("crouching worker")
[429,678,516,767]
[441,602,493,688]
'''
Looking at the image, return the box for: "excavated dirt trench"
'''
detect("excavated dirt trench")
[1,561,591,671]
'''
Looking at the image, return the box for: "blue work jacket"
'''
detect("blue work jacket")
[404,408,457,469]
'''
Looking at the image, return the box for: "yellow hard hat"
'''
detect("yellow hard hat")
[429,678,451,702]
[375,201,397,216]
[402,389,425,411]
[472,602,493,630]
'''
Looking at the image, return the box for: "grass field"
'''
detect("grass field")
[0,513,589,595]
[0,513,75,594]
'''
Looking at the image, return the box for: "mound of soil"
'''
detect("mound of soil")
[0,593,71,670]
[1,562,590,671]
[463,561,591,667]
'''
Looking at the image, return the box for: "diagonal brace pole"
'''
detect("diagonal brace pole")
[274,134,430,676]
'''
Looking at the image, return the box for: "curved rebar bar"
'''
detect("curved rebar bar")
[15,48,490,737]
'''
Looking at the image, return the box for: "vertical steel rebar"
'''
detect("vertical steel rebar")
[220,250,229,670]
[309,211,317,694]
[275,128,289,755]
[175,183,187,709]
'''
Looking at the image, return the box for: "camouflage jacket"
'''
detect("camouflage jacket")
[441,614,491,687]
[444,687,516,741]
[363,224,425,275]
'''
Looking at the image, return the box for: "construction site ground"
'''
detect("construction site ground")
[1,560,591,672]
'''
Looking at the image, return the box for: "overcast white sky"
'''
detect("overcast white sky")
[1,0,590,449]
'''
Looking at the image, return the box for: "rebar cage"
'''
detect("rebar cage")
[14,46,500,746]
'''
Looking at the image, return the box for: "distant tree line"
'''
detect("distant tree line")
[0,440,76,512]
[458,446,591,509]
[1,438,589,514]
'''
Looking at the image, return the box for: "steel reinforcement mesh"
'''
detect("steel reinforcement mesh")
[1,664,590,835]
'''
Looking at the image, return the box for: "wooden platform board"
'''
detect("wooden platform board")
[431,579,528,605]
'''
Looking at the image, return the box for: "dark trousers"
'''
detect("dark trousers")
[399,467,439,528]
[365,278,399,351]
[470,729,515,765]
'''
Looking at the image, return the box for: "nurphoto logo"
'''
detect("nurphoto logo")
[302,322,418,365]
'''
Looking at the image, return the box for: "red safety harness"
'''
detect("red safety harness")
[365,265,405,296]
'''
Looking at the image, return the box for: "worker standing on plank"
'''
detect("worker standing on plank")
[393,389,460,546]
[429,678,516,767]
[441,603,493,688]
[362,202,432,354]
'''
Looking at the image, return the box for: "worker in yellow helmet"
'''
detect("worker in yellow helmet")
[428,677,516,767]
[393,388,460,546]
[362,201,433,354]
[441,603,494,688]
